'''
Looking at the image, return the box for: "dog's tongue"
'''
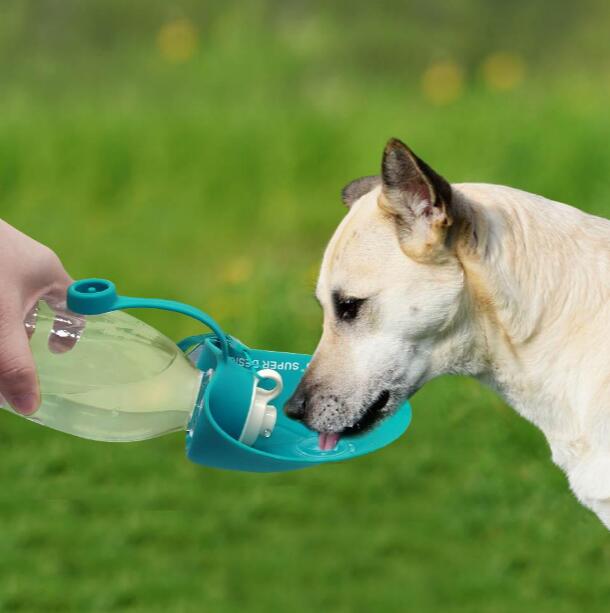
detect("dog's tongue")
[318,432,340,451]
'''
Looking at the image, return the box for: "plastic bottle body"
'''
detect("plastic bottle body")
[10,302,202,442]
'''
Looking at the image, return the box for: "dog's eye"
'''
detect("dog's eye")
[333,294,366,322]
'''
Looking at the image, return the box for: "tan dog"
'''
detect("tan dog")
[285,137,610,528]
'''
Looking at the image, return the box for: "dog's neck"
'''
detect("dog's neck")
[450,184,609,441]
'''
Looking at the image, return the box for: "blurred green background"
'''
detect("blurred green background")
[1,1,610,611]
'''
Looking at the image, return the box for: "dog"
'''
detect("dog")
[285,137,610,528]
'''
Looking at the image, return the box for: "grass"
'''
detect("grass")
[1,5,610,611]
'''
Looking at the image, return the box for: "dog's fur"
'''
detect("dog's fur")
[286,138,610,528]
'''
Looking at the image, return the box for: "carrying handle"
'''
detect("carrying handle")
[67,278,229,359]
[255,369,283,402]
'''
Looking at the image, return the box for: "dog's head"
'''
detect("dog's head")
[285,138,474,447]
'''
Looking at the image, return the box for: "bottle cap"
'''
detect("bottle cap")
[239,369,283,445]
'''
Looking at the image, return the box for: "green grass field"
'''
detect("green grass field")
[1,2,610,611]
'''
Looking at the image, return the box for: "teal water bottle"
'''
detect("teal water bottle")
[5,302,280,445]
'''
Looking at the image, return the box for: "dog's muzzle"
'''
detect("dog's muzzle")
[285,386,391,450]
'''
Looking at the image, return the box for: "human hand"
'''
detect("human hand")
[0,220,80,415]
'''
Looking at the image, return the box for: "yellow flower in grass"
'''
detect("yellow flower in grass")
[157,18,198,63]
[421,60,464,106]
[221,257,253,285]
[481,53,525,91]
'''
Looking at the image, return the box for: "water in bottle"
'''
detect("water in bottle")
[10,302,202,442]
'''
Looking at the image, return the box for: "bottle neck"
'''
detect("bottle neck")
[180,369,205,422]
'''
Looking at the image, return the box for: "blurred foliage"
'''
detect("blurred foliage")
[1,1,610,612]
[1,0,610,77]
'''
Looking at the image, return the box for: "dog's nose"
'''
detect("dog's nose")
[284,388,308,422]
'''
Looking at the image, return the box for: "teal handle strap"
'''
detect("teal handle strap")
[67,278,229,359]
[177,334,211,353]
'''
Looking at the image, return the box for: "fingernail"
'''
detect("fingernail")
[10,394,39,415]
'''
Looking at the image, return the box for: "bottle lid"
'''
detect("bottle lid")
[239,369,283,445]
[68,279,118,314]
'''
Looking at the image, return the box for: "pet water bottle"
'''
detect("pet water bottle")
[0,278,412,472]
[5,302,278,444]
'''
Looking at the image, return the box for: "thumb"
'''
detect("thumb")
[0,306,39,415]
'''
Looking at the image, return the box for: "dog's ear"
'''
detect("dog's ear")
[341,176,380,208]
[379,138,453,260]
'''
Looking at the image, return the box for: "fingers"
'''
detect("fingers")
[0,225,77,414]
[24,304,38,340]
[48,310,85,354]
[39,251,85,354]
[37,248,74,306]
[0,306,39,415]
